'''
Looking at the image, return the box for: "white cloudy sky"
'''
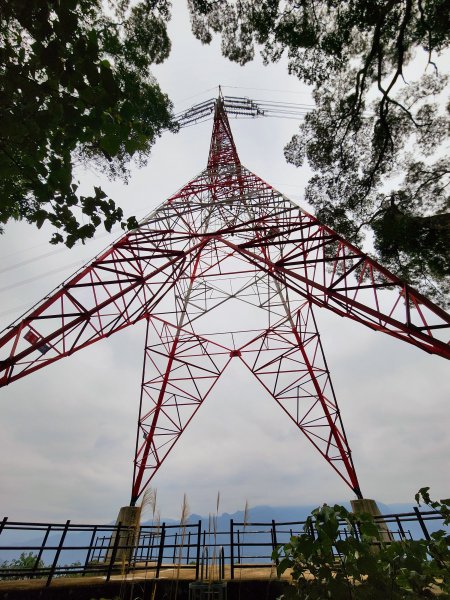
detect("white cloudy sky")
[0,4,449,524]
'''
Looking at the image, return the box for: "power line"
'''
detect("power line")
[0,260,84,295]
[174,94,314,128]
[0,223,131,279]
[221,85,312,98]
[175,86,219,105]
[0,248,67,275]
[0,302,41,319]
[1,240,50,261]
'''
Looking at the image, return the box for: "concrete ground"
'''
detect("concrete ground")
[0,565,293,600]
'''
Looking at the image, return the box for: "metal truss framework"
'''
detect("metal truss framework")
[0,98,449,505]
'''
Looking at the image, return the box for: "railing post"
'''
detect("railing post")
[195,520,201,580]
[149,531,155,564]
[413,507,431,541]
[351,518,361,542]
[229,519,234,580]
[145,531,152,563]
[33,525,51,577]
[46,520,70,587]
[136,529,143,562]
[106,522,122,581]
[101,535,109,561]
[173,531,178,563]
[271,520,279,567]
[219,546,225,580]
[395,516,406,540]
[147,530,153,564]
[156,523,166,578]
[237,529,241,564]
[201,547,208,580]
[0,517,7,536]
[82,525,98,576]
[309,519,316,540]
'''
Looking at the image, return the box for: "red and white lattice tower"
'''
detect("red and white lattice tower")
[1,97,449,506]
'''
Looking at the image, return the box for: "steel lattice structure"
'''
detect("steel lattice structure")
[1,97,449,505]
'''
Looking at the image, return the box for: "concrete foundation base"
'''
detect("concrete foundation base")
[115,505,141,528]
[351,498,393,543]
[106,505,141,563]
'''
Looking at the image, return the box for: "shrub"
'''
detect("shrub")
[0,552,45,579]
[273,489,449,599]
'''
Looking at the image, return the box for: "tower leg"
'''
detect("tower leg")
[131,317,231,504]
[239,297,361,498]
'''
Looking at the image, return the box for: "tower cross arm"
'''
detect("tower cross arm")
[218,236,450,360]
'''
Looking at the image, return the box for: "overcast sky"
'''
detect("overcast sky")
[0,4,449,524]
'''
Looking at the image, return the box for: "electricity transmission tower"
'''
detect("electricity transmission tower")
[0,96,449,506]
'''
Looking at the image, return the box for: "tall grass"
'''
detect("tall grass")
[208,491,221,583]
[172,493,190,599]
[139,487,158,524]
[134,487,160,600]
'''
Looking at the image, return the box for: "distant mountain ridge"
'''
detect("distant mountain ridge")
[145,502,417,527]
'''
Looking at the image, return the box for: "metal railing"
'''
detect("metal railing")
[0,509,446,587]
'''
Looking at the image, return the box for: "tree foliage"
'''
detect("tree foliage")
[188,0,450,305]
[273,489,450,599]
[0,0,175,247]
[0,552,45,579]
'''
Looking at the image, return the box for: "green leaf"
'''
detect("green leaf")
[34,209,48,229]
[415,487,431,506]
[99,134,121,156]
[276,557,292,577]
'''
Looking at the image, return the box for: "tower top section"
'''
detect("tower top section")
[207,96,241,171]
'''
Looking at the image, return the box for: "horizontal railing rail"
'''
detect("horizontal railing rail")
[0,509,446,586]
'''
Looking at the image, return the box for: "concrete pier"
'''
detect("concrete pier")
[106,505,141,563]
[351,498,393,543]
